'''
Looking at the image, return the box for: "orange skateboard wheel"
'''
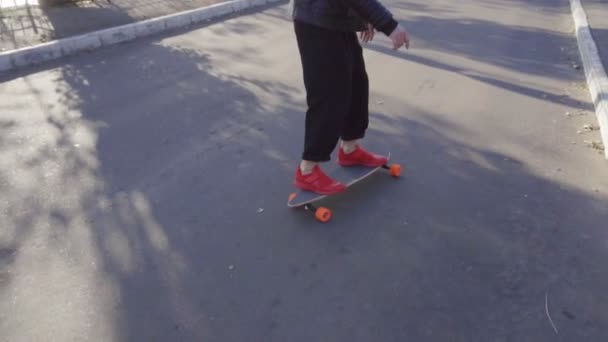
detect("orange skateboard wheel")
[315,207,332,223]
[389,164,402,177]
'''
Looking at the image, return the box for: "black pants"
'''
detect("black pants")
[294,21,369,162]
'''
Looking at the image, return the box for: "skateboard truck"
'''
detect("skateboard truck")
[304,203,332,223]
[287,192,332,222]
[382,163,402,177]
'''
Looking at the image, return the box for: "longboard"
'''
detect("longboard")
[287,153,401,222]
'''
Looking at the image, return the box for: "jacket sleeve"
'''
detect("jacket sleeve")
[343,0,398,35]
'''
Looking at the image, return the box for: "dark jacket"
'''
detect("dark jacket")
[290,0,398,36]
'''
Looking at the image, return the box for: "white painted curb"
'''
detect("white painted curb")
[570,0,608,159]
[0,0,285,74]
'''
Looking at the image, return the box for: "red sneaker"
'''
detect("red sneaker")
[294,165,347,195]
[338,145,388,167]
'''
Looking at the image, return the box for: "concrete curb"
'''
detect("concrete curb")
[0,0,285,74]
[570,0,608,159]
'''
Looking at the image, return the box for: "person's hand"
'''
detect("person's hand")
[360,23,375,43]
[389,24,410,50]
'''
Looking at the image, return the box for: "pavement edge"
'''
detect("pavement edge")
[0,0,286,74]
[570,0,608,159]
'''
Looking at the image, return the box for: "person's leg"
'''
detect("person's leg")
[293,21,352,194]
[338,33,388,167]
[296,22,352,163]
[340,32,369,151]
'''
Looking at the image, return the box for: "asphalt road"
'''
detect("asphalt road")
[1,0,608,341]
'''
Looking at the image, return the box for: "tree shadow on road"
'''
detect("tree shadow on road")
[0,7,301,341]
[379,4,592,111]
[398,17,576,80]
[368,43,593,112]
[292,104,608,341]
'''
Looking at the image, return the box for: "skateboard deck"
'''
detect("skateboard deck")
[287,153,401,222]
